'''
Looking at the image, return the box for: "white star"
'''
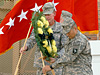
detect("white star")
[52,0,59,11]
[6,18,15,29]
[18,9,28,22]
[30,3,42,12]
[0,26,4,34]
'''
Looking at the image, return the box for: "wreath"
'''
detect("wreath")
[31,11,58,60]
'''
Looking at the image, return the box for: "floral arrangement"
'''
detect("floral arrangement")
[31,11,58,60]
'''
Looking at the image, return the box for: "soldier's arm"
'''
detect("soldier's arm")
[51,41,86,69]
[26,29,36,50]
[27,29,45,68]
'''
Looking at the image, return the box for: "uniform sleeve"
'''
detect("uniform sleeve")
[52,41,86,68]
[26,29,44,68]
[57,47,65,58]
[33,50,43,68]
[25,29,43,68]
[26,29,36,50]
[61,33,68,47]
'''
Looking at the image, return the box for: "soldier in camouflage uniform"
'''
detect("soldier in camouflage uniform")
[20,2,67,75]
[42,10,93,75]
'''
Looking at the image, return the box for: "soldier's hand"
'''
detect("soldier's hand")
[45,57,56,63]
[20,45,28,54]
[42,65,51,74]
[49,57,56,63]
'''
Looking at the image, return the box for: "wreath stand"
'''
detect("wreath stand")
[40,51,55,75]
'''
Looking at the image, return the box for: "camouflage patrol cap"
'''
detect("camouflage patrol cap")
[61,10,72,19]
[42,2,54,14]
[62,17,75,34]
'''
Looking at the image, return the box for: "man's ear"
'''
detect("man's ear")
[54,11,56,16]
[75,26,77,30]
[74,26,78,33]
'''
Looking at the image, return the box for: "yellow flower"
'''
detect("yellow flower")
[51,40,56,45]
[47,28,53,34]
[42,40,48,47]
[38,28,43,34]
[53,54,55,57]
[52,45,57,53]
[40,16,49,28]
[37,20,44,28]
[45,21,49,28]
[41,16,46,24]
[46,46,52,53]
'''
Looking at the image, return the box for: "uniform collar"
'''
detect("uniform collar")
[50,20,56,30]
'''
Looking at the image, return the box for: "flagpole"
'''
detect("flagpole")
[14,23,33,75]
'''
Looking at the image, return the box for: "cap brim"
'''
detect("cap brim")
[62,29,70,34]
[43,12,52,14]
[43,11,53,15]
[62,24,71,34]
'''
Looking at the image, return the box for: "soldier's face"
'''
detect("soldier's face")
[45,12,56,25]
[66,27,77,39]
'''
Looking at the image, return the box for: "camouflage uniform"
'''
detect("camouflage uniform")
[50,10,93,75]
[26,21,67,75]
[51,31,93,75]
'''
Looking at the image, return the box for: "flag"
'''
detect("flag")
[73,0,98,34]
[0,0,98,55]
[48,0,98,34]
[0,0,47,55]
